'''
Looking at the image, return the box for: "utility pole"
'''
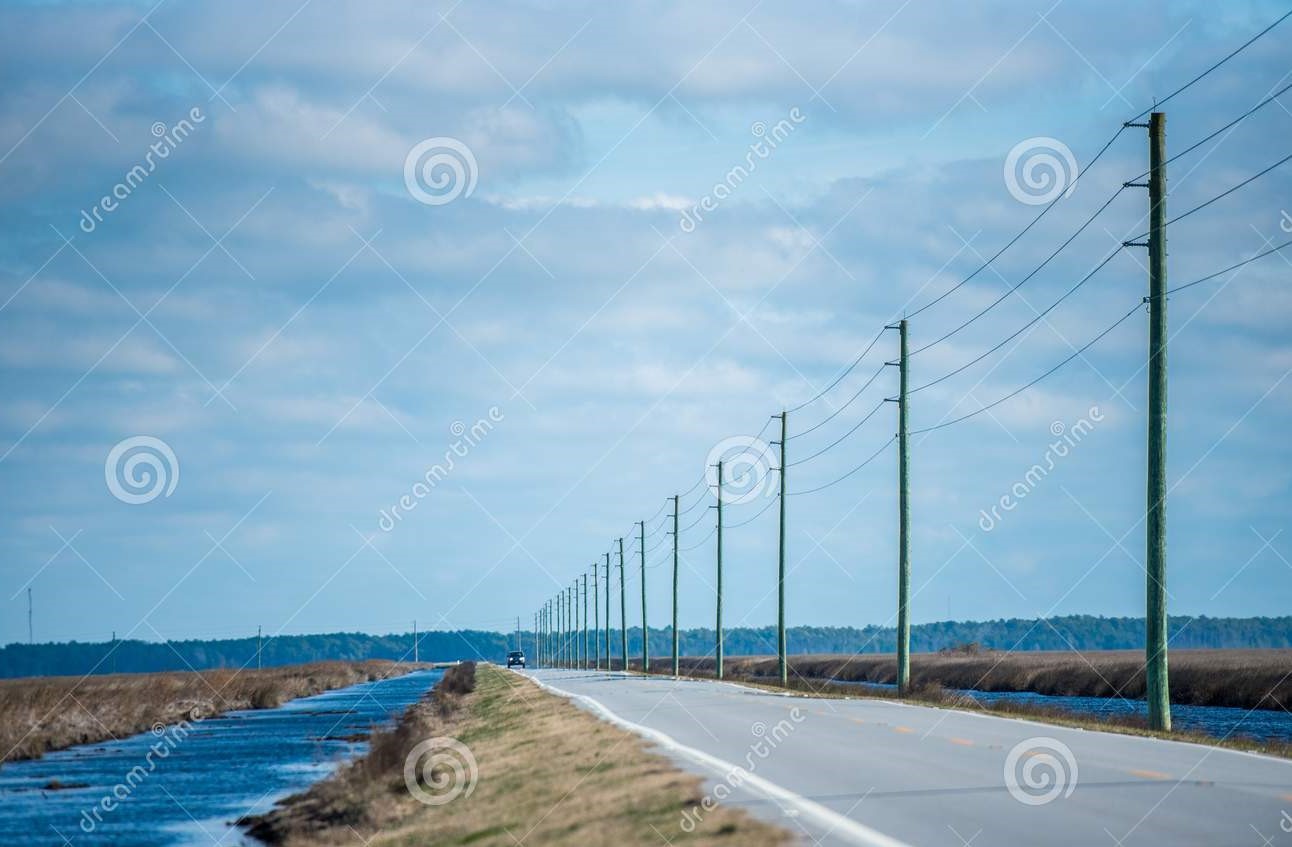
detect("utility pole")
[897,319,912,695]
[671,495,680,677]
[413,620,418,664]
[571,583,578,668]
[604,553,611,669]
[257,624,263,670]
[714,460,725,680]
[558,591,564,668]
[618,537,627,671]
[592,564,600,669]
[582,574,589,670]
[534,612,539,667]
[1139,111,1171,731]
[639,520,648,673]
[1145,110,1172,732]
[772,411,788,686]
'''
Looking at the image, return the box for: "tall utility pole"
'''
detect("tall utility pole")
[639,520,649,673]
[582,573,589,670]
[671,495,680,677]
[592,564,600,669]
[772,411,788,686]
[534,612,539,667]
[714,460,725,680]
[1146,111,1171,732]
[569,584,576,668]
[558,591,565,668]
[618,537,627,671]
[604,553,612,669]
[897,319,912,695]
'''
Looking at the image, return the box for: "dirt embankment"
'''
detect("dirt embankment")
[244,663,790,846]
[0,660,419,764]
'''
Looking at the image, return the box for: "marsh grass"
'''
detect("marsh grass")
[0,660,416,764]
[244,663,790,846]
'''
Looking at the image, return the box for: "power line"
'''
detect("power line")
[909,185,1128,357]
[677,506,711,534]
[1126,151,1292,241]
[786,399,886,467]
[786,327,886,413]
[788,362,887,440]
[910,247,1124,395]
[789,436,895,497]
[1124,8,1292,124]
[910,302,1142,435]
[680,526,716,552]
[726,495,778,528]
[1165,238,1292,295]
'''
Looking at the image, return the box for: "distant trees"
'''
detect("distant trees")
[2,615,1289,678]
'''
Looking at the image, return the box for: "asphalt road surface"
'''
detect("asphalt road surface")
[522,669,1292,847]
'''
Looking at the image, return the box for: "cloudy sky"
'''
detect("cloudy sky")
[1,0,1289,650]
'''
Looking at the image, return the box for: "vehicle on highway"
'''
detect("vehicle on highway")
[506,650,526,668]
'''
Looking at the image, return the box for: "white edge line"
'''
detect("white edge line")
[523,671,913,847]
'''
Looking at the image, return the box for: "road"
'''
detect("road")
[522,669,1292,846]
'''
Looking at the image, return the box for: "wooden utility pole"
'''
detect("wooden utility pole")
[773,411,788,686]
[592,564,600,669]
[714,461,724,679]
[618,538,628,671]
[582,573,589,670]
[604,553,612,669]
[671,495,680,677]
[639,520,648,673]
[897,319,911,695]
[1146,111,1171,732]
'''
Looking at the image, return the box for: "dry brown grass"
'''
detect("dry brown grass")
[245,663,791,847]
[664,648,1292,711]
[0,660,417,764]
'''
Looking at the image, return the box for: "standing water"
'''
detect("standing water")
[0,668,441,847]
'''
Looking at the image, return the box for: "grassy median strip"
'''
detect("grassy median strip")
[0,660,418,764]
[244,664,791,846]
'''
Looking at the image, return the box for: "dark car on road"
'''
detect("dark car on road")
[506,650,526,668]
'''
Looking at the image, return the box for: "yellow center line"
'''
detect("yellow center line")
[894,726,915,734]
[948,737,974,746]
[1129,769,1171,780]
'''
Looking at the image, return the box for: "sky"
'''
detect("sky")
[0,0,1289,649]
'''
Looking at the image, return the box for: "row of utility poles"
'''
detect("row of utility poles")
[528,113,1171,732]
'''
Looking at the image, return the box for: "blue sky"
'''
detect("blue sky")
[1,0,1289,647]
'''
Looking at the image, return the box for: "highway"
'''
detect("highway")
[522,669,1292,846]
